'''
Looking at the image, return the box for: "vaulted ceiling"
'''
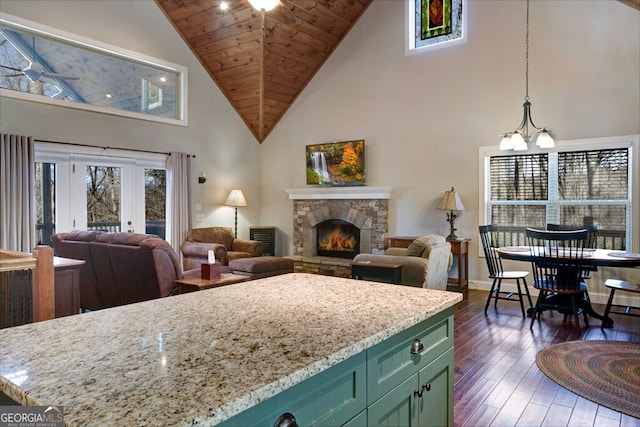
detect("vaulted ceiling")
[156,0,639,143]
[156,0,373,143]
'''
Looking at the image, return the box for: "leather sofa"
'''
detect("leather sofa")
[51,231,197,311]
[181,226,263,270]
[352,235,453,290]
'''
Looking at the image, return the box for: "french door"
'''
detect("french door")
[35,143,166,244]
[70,154,138,233]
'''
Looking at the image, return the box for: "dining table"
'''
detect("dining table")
[497,246,640,328]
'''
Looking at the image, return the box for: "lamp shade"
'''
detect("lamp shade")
[248,0,279,11]
[437,187,465,211]
[224,189,247,207]
[536,129,555,148]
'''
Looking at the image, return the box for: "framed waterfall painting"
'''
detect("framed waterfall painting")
[306,140,365,186]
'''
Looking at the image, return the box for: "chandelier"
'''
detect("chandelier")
[500,0,554,151]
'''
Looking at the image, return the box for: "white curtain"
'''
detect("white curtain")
[166,152,191,261]
[1,134,37,252]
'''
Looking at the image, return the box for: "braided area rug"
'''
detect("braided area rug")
[536,340,640,419]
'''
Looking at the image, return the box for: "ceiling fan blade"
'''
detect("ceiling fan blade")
[0,64,24,72]
[3,73,26,77]
[41,71,80,80]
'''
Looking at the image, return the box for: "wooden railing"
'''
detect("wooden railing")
[0,246,55,328]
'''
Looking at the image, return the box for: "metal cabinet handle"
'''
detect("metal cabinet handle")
[414,383,432,399]
[274,412,298,427]
[411,338,424,355]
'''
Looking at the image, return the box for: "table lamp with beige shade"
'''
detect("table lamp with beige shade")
[437,187,465,240]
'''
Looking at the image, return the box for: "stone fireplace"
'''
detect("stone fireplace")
[285,187,392,267]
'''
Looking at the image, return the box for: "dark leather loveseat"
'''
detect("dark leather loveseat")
[51,231,196,311]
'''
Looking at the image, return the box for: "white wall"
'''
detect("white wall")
[1,0,638,285]
[0,0,262,240]
[259,0,640,282]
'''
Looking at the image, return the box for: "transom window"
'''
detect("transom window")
[0,13,187,126]
[481,136,636,251]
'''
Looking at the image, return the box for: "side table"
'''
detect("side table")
[447,238,470,292]
[386,236,417,249]
[175,273,248,293]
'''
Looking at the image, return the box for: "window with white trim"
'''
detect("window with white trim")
[482,138,635,251]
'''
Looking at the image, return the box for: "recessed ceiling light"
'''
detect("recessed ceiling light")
[105,93,112,98]
[159,76,167,83]
[220,1,229,10]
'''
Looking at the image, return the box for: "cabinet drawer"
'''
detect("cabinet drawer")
[367,307,454,404]
[220,352,366,427]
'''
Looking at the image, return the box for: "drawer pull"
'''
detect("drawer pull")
[410,338,424,355]
[414,388,424,398]
[423,382,431,392]
[274,412,298,427]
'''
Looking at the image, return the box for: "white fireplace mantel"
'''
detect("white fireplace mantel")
[285,186,392,200]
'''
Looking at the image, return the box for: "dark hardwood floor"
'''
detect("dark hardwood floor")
[453,289,640,427]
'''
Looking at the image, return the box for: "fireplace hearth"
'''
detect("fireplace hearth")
[316,219,360,259]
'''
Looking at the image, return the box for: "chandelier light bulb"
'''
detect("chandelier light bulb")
[536,129,555,148]
[499,134,513,150]
[511,132,527,151]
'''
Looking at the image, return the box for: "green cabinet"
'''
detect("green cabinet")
[220,307,454,427]
[368,348,453,426]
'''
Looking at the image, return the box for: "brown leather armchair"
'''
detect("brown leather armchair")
[181,227,263,270]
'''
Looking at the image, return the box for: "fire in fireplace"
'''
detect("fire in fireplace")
[316,219,360,259]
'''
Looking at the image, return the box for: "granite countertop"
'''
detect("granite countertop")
[0,273,462,426]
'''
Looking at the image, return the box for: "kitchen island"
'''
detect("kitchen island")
[0,273,462,426]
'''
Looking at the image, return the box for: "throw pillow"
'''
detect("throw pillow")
[405,239,427,257]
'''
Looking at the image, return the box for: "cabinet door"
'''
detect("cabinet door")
[367,309,454,404]
[418,347,454,427]
[367,373,419,426]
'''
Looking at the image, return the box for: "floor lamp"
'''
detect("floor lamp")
[225,189,247,238]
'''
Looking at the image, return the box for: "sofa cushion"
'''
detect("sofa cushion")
[405,239,426,257]
[416,235,447,258]
[188,227,235,250]
[63,230,104,242]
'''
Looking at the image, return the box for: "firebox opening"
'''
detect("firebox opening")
[316,219,360,259]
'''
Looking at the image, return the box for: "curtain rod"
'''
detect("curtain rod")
[34,138,196,158]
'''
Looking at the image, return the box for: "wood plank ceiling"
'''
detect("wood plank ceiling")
[157,0,638,144]
[156,0,373,143]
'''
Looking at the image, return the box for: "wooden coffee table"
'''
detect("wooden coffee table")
[175,273,248,293]
[351,261,402,284]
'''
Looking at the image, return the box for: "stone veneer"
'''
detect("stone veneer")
[285,187,392,276]
[292,198,389,257]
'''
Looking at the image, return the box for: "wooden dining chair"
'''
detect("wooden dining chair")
[479,225,532,318]
[546,224,598,248]
[547,224,599,281]
[526,228,591,334]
